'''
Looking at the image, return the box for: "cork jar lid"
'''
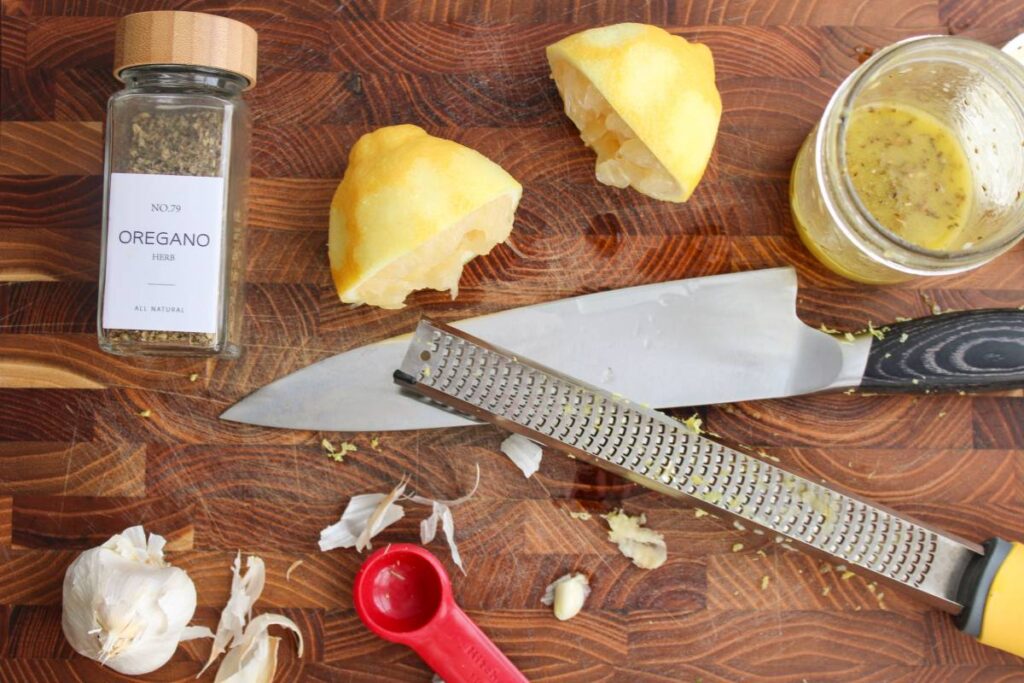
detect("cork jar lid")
[114,11,258,88]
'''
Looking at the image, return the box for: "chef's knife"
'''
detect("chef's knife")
[394,319,1024,658]
[221,267,1024,431]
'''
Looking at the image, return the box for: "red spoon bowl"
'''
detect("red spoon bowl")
[353,544,527,683]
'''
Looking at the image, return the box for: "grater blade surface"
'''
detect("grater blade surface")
[396,319,983,612]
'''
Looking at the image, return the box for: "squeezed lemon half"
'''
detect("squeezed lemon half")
[328,125,522,309]
[547,23,722,202]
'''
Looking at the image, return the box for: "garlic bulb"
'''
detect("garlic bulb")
[62,526,211,675]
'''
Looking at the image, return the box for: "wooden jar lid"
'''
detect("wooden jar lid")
[114,11,258,88]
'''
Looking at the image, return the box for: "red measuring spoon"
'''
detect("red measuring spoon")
[353,544,528,683]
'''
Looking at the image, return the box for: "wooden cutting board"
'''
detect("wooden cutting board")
[1,1,1022,681]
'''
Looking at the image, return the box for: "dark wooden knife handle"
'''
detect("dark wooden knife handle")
[860,309,1024,391]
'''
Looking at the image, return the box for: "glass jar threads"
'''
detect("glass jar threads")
[97,11,257,357]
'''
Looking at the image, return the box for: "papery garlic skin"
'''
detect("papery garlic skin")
[201,553,266,676]
[61,526,200,675]
[214,634,280,683]
[420,501,464,573]
[319,490,406,553]
[408,464,480,574]
[213,613,304,683]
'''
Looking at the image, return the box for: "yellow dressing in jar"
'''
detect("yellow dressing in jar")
[844,104,972,250]
[788,37,1024,284]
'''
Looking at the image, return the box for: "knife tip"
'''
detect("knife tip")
[218,410,237,423]
[218,404,249,424]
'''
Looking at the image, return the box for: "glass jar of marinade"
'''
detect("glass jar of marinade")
[97,11,257,357]
[790,36,1024,284]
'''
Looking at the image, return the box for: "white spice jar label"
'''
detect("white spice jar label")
[102,173,226,333]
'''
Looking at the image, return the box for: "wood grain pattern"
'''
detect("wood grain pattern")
[2,1,1023,682]
[0,497,12,545]
[0,121,103,174]
[0,442,145,496]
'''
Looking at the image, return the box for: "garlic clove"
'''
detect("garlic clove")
[540,573,591,621]
[602,509,667,569]
[499,434,543,478]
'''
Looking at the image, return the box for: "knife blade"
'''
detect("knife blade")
[221,267,1024,431]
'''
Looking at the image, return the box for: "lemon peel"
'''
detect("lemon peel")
[682,412,703,435]
[547,23,721,202]
[328,124,521,309]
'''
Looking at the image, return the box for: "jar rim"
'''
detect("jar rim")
[814,35,1024,275]
[119,64,250,90]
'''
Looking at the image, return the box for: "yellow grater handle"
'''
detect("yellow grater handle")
[957,539,1024,658]
[977,541,1024,657]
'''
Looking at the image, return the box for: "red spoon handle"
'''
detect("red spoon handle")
[411,603,528,683]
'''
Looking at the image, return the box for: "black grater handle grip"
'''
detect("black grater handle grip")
[860,309,1024,391]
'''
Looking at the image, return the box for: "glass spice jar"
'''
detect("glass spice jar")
[97,11,257,357]
[790,36,1024,284]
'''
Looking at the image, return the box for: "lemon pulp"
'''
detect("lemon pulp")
[344,193,518,307]
[550,59,682,200]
